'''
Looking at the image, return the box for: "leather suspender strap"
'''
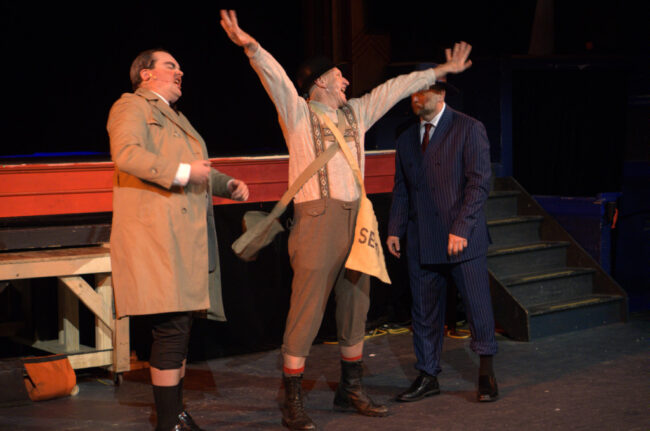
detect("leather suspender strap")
[266,142,339,220]
[232,107,344,262]
[309,104,366,196]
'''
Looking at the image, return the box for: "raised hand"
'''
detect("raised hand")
[434,41,473,80]
[443,41,473,74]
[220,9,256,49]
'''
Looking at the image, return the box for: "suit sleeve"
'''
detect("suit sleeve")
[209,168,234,198]
[388,144,409,238]
[450,121,491,239]
[107,96,178,189]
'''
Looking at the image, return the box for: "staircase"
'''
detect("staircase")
[485,177,628,341]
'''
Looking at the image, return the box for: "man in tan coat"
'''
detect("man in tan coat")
[108,48,249,431]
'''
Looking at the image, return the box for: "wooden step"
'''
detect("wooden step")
[527,294,626,338]
[486,190,519,220]
[487,215,543,247]
[501,268,596,307]
[487,241,569,279]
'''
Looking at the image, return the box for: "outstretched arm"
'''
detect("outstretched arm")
[220,9,258,52]
[351,42,472,130]
[219,9,305,130]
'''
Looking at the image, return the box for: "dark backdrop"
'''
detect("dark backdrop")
[1,1,304,160]
[1,0,648,356]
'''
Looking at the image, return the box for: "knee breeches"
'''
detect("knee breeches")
[140,312,193,370]
[282,198,370,357]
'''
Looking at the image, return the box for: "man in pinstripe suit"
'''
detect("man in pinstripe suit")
[386,76,499,402]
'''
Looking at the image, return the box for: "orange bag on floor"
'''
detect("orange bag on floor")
[23,354,77,401]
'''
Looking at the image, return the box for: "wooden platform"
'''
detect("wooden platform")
[0,150,396,218]
[0,245,129,373]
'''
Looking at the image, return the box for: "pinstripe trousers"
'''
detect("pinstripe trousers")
[407,252,497,376]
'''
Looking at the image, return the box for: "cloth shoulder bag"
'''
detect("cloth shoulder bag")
[232,143,339,261]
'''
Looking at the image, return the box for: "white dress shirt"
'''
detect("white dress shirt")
[419,103,446,145]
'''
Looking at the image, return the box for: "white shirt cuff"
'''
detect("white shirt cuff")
[172,163,191,186]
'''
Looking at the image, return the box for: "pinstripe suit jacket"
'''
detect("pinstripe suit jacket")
[388,106,491,264]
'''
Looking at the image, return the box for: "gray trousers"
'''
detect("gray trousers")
[282,198,370,357]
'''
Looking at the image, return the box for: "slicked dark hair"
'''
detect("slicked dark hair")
[129,48,171,90]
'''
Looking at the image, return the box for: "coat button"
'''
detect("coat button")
[151,168,158,174]
[181,208,187,214]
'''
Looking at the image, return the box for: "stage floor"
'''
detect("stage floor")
[2,313,648,431]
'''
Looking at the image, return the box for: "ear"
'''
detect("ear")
[140,69,152,82]
[314,75,327,89]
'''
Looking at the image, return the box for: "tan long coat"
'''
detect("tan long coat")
[108,88,232,320]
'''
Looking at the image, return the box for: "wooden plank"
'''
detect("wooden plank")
[58,280,79,351]
[32,339,99,353]
[112,317,130,373]
[68,351,113,369]
[0,162,114,218]
[0,224,111,251]
[0,151,396,217]
[0,246,111,280]
[94,274,113,351]
[30,340,112,369]
[59,275,113,331]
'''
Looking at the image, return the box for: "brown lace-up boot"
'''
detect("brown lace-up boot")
[333,360,388,417]
[282,374,316,430]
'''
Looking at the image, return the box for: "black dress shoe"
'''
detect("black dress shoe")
[396,373,440,402]
[175,410,205,431]
[477,375,498,402]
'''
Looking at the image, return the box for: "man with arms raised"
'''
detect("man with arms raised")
[220,9,471,430]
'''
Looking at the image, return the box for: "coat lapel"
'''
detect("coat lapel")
[136,88,202,144]
[399,122,424,179]
[399,122,420,167]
